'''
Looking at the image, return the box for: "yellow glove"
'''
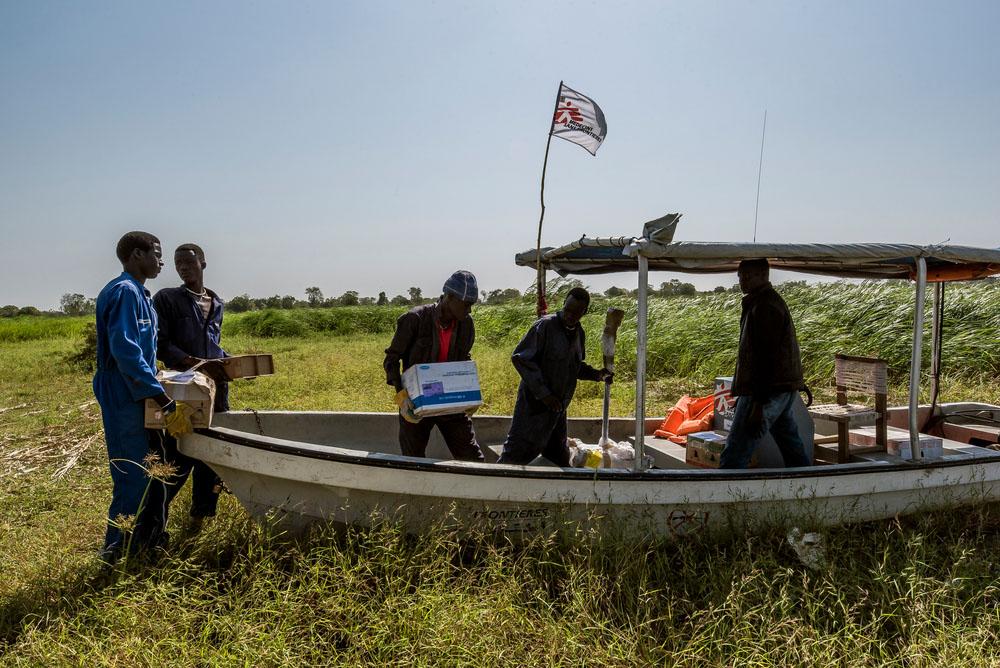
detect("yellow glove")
[394,389,421,424]
[163,401,194,438]
[583,448,604,469]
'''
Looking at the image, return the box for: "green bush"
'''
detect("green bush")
[225,306,407,338]
[0,315,89,343]
[225,309,308,337]
[63,322,98,371]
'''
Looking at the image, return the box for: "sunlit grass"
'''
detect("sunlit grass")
[1,280,999,664]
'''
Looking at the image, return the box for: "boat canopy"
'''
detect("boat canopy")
[516,237,1000,282]
[515,214,1000,468]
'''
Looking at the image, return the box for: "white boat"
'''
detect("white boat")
[181,228,1000,539]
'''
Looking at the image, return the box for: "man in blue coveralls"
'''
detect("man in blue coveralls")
[498,288,612,466]
[93,231,193,562]
[152,243,228,527]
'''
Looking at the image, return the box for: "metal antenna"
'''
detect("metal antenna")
[753,109,767,243]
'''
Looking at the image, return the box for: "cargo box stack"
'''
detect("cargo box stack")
[850,425,944,459]
[686,430,758,468]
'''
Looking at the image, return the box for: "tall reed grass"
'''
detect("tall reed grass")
[15,281,999,387]
[0,316,88,343]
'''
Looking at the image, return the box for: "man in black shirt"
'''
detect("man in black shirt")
[383,270,485,461]
[151,243,228,524]
[720,259,809,468]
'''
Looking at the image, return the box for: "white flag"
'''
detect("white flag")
[550,83,607,156]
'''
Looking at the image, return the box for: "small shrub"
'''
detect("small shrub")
[64,322,98,371]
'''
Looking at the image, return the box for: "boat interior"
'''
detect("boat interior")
[210,401,1000,472]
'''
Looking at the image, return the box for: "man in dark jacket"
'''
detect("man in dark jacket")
[151,243,228,524]
[720,259,810,468]
[383,270,484,461]
[498,288,612,466]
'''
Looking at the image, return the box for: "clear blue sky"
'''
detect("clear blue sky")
[2,1,998,309]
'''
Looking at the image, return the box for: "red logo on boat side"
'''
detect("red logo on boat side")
[554,99,584,125]
[668,509,710,537]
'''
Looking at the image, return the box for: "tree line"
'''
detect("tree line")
[3,279,738,317]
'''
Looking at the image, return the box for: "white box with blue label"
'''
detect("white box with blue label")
[402,361,483,418]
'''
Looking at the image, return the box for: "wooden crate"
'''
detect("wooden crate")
[220,354,275,379]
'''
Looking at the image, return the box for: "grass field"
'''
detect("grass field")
[2,282,1000,665]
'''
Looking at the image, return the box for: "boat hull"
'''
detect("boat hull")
[181,408,1000,539]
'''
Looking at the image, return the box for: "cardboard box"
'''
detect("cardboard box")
[686,430,757,468]
[144,370,216,429]
[888,436,944,460]
[218,354,274,379]
[402,361,482,418]
[713,376,736,431]
[849,425,944,459]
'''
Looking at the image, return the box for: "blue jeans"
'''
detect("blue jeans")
[720,392,809,469]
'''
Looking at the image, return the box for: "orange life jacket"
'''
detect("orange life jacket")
[653,394,715,445]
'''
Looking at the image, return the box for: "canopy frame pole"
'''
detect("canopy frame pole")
[927,282,944,424]
[908,257,927,462]
[634,253,649,472]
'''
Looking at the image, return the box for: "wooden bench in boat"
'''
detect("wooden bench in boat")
[810,355,888,464]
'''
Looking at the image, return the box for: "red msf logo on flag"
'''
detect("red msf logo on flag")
[554,99,585,125]
[548,83,607,155]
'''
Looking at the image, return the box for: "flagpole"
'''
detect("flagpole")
[535,81,564,318]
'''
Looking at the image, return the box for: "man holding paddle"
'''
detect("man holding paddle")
[498,288,613,466]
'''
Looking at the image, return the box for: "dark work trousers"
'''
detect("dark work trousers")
[140,431,221,547]
[498,406,570,467]
[398,413,484,462]
[160,433,222,516]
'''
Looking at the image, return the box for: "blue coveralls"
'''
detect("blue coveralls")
[498,313,604,466]
[93,272,165,554]
[151,286,228,518]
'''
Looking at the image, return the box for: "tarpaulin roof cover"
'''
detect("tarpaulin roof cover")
[515,237,1000,282]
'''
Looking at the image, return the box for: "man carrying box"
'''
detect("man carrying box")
[93,232,193,562]
[152,243,229,525]
[383,270,485,461]
[498,288,612,466]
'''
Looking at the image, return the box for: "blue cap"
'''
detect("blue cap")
[443,270,479,303]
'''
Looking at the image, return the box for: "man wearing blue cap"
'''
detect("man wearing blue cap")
[383,270,485,461]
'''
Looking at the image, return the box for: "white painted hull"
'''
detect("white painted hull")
[180,407,1000,539]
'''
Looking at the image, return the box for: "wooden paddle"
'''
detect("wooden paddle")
[600,307,626,445]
